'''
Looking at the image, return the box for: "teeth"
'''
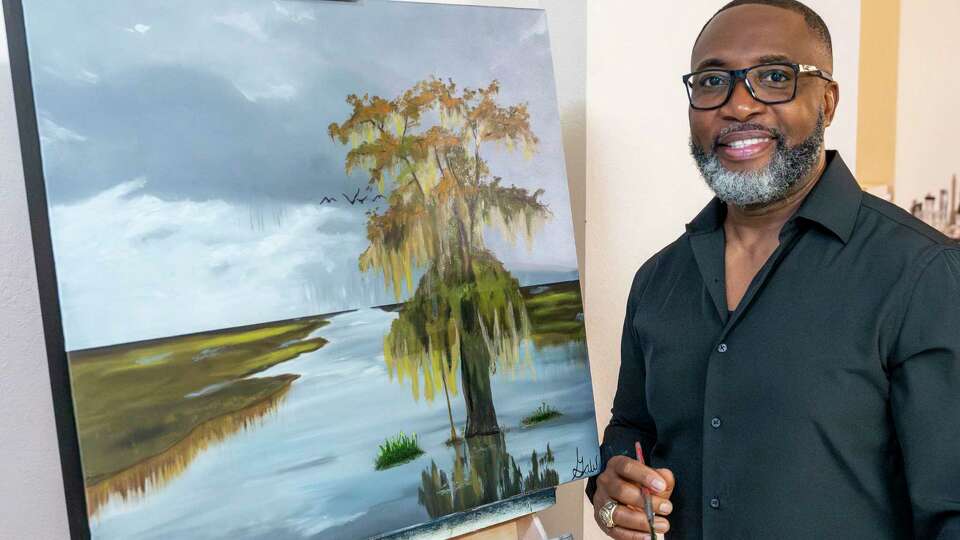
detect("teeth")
[728,138,770,149]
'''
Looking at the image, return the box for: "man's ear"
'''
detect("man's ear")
[823,82,839,127]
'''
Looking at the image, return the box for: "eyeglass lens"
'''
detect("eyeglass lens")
[687,64,796,109]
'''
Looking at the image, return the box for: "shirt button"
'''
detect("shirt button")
[710,497,720,509]
[711,417,721,429]
[717,343,728,353]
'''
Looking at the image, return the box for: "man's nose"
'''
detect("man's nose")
[720,78,764,121]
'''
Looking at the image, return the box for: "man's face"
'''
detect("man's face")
[688,5,839,206]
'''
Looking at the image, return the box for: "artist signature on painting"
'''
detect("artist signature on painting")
[571,447,601,479]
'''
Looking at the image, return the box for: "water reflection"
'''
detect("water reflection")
[417,433,559,519]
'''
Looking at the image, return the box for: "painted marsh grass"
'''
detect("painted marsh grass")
[521,402,562,426]
[374,432,425,470]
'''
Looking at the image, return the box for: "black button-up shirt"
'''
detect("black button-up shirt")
[587,151,960,539]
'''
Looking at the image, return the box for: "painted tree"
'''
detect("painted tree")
[329,78,550,438]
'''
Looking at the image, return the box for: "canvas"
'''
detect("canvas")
[5,0,600,538]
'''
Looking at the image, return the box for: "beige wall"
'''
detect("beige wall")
[856,0,900,196]
[893,0,960,209]
[583,1,861,538]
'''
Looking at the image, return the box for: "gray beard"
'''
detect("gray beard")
[689,110,825,207]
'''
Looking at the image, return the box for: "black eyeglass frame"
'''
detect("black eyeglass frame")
[681,62,834,111]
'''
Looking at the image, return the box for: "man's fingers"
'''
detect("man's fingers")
[650,495,673,515]
[608,527,655,540]
[596,460,676,538]
[604,476,644,507]
[612,504,650,532]
[611,504,671,534]
[654,467,676,498]
[610,456,668,492]
[607,523,659,540]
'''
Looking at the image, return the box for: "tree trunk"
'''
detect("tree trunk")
[459,309,500,437]
[465,432,512,503]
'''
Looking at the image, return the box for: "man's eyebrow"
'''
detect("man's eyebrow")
[756,54,793,64]
[693,58,727,70]
[693,54,796,71]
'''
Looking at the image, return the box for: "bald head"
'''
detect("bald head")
[694,0,833,70]
[691,3,834,74]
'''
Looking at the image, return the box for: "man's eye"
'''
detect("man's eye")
[699,75,728,88]
[761,70,791,83]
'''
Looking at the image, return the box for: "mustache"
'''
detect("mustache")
[713,123,784,149]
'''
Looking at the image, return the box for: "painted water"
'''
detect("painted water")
[89,306,599,540]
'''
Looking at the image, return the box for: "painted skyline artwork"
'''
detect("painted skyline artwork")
[9,0,600,538]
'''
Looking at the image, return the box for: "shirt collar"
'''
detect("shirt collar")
[685,150,862,244]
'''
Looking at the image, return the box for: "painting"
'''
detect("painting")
[4,0,600,538]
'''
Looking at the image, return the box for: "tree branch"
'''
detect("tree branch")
[433,147,446,178]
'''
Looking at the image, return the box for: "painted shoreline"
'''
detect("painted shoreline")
[85,374,298,518]
[78,279,586,521]
[70,315,332,491]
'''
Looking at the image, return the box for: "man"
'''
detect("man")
[586,1,960,539]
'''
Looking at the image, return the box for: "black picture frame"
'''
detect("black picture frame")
[2,0,90,537]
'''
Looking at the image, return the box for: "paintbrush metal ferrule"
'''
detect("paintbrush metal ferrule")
[643,492,657,540]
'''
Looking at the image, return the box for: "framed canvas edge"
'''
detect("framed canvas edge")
[374,487,557,539]
[0,2,583,538]
[1,0,91,537]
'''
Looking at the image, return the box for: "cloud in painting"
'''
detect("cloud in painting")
[0,18,6,66]
[77,69,100,84]
[39,65,100,85]
[519,14,548,42]
[272,1,315,23]
[238,82,297,102]
[26,0,560,208]
[213,12,267,41]
[38,113,87,144]
[34,63,355,208]
[49,179,405,350]
[124,23,151,34]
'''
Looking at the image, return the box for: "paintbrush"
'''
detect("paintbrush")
[635,441,658,540]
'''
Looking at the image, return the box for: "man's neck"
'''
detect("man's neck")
[724,151,827,248]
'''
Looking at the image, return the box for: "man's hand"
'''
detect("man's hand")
[592,455,675,539]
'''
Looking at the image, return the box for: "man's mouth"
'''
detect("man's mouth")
[715,130,777,162]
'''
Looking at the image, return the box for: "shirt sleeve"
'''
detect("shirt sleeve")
[586,258,659,503]
[889,246,960,539]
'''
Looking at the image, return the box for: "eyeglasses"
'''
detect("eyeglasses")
[682,62,833,110]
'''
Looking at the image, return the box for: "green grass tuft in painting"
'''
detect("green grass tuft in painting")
[521,402,562,426]
[375,432,426,470]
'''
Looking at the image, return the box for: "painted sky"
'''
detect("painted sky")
[21,0,579,350]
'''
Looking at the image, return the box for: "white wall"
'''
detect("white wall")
[582,1,860,538]
[0,8,72,540]
[0,2,587,540]
[893,0,960,209]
